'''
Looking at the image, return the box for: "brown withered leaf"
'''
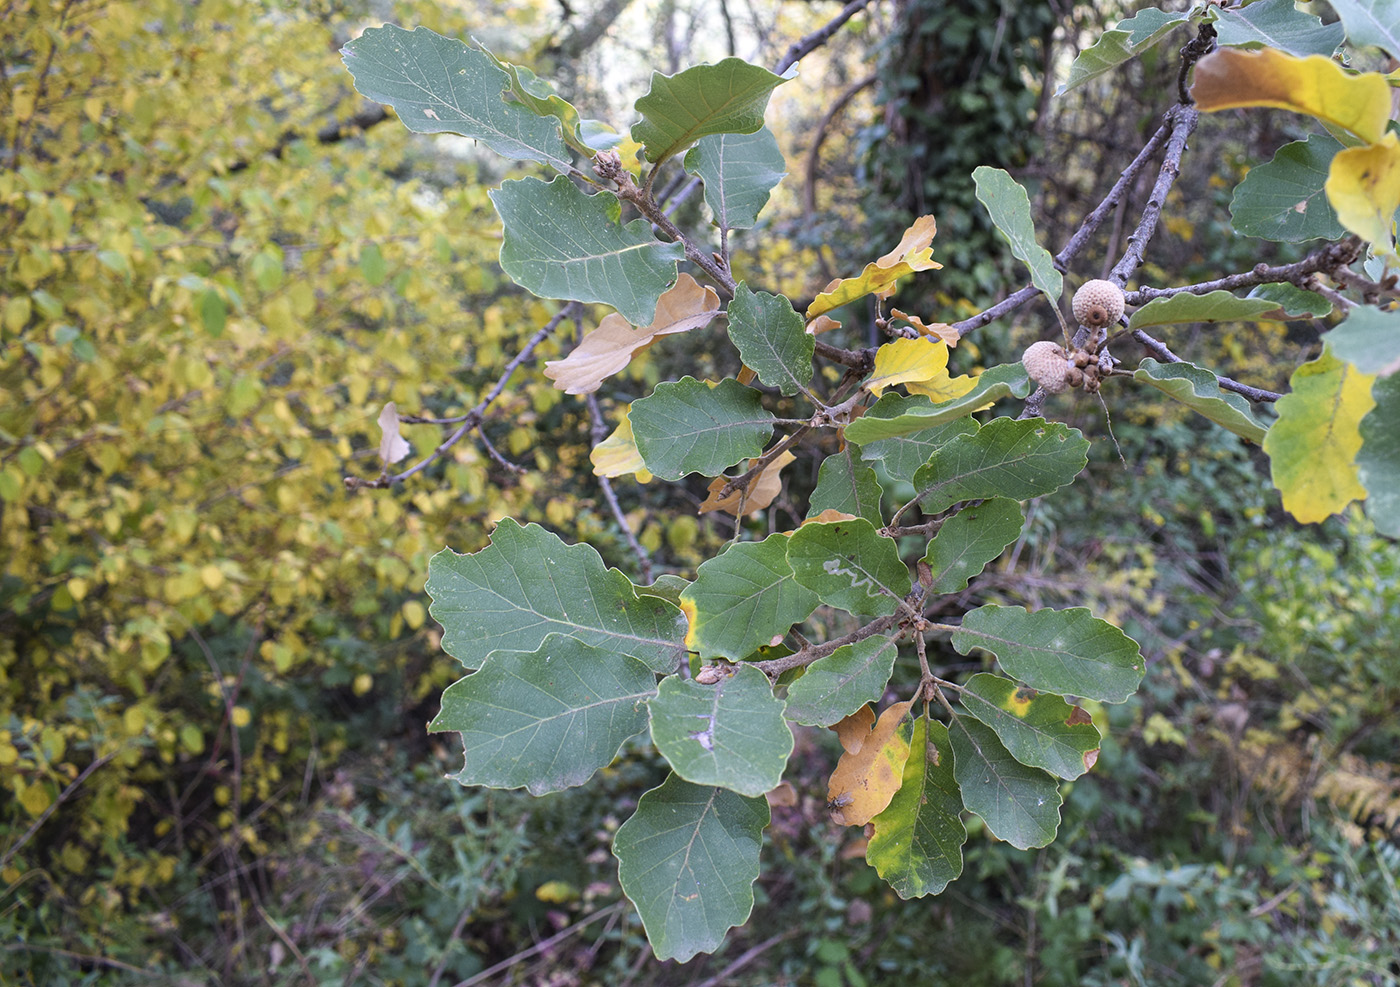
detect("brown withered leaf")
[698,450,795,515]
[544,274,721,394]
[890,308,959,347]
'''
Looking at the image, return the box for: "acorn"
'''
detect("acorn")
[1021,340,1071,394]
[1072,279,1126,329]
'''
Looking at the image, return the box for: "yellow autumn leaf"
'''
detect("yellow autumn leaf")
[805,216,942,318]
[1263,346,1376,524]
[544,274,721,394]
[1192,48,1393,145]
[590,407,652,483]
[907,370,979,403]
[827,700,914,827]
[698,450,796,515]
[865,336,950,396]
[1325,132,1400,249]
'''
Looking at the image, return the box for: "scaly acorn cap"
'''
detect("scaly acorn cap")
[1072,279,1126,329]
[1022,340,1071,394]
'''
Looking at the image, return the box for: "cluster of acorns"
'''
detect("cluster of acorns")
[1021,279,1126,395]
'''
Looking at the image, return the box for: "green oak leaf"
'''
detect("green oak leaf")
[490,176,684,326]
[1358,373,1400,537]
[867,716,966,897]
[428,635,657,795]
[1246,283,1333,318]
[630,376,775,480]
[649,664,793,796]
[684,128,787,230]
[474,45,619,153]
[1327,0,1400,57]
[843,364,1031,445]
[957,672,1101,780]
[1211,0,1345,55]
[341,25,569,170]
[613,775,769,962]
[808,443,885,526]
[949,715,1062,850]
[912,417,1089,515]
[922,498,1024,594]
[1056,8,1194,95]
[680,533,819,661]
[1229,135,1345,242]
[859,419,979,486]
[787,517,912,617]
[1326,305,1400,376]
[973,166,1062,301]
[636,574,691,607]
[783,635,898,727]
[726,283,813,395]
[426,519,687,671]
[1128,290,1286,330]
[1132,358,1270,444]
[952,605,1146,704]
[632,58,791,164]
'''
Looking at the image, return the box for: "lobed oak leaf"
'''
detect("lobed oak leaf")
[805,216,942,318]
[544,274,722,394]
[826,700,914,826]
[865,337,953,396]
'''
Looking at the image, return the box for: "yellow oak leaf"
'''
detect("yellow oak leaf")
[906,371,979,403]
[805,216,942,319]
[890,308,959,346]
[1192,48,1393,145]
[590,407,653,483]
[805,508,858,526]
[1263,346,1376,524]
[865,336,951,396]
[832,704,876,754]
[1325,132,1400,249]
[827,700,914,827]
[544,274,721,394]
[698,450,795,515]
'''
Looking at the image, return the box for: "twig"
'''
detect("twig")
[716,424,812,500]
[347,304,575,489]
[1128,238,1363,304]
[587,392,654,584]
[1132,330,1282,402]
[252,900,316,987]
[691,930,800,987]
[753,596,916,676]
[1176,22,1217,106]
[0,749,119,871]
[1108,104,1199,288]
[775,0,873,75]
[803,73,879,219]
[451,902,629,987]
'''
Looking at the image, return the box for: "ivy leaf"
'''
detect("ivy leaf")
[613,775,769,963]
[1056,8,1194,95]
[680,533,819,661]
[490,176,685,327]
[1327,0,1400,58]
[952,605,1146,704]
[1127,290,1283,330]
[1229,135,1345,242]
[808,443,885,526]
[842,364,1031,445]
[1324,133,1400,248]
[949,715,1062,850]
[912,417,1089,515]
[649,664,793,796]
[1192,48,1393,144]
[859,419,978,486]
[426,519,687,672]
[958,672,1101,780]
[341,25,570,169]
[1132,358,1270,444]
[684,128,787,231]
[631,58,791,165]
[787,517,912,617]
[1358,373,1400,537]
[922,498,1024,594]
[867,717,965,897]
[428,635,656,795]
[630,377,775,480]
[783,635,898,727]
[1263,346,1376,523]
[726,283,813,395]
[1211,0,1344,56]
[972,166,1062,302]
